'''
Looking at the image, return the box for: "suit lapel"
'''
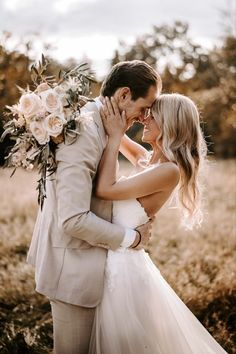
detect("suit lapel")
[83,101,112,222]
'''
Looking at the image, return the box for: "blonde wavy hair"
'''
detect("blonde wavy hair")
[151,93,207,228]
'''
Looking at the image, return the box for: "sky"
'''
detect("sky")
[0,0,234,78]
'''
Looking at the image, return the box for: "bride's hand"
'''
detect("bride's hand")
[100,97,128,140]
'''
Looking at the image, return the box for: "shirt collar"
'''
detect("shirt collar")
[94,96,103,110]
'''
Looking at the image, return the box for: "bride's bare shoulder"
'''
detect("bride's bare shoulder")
[149,161,180,188]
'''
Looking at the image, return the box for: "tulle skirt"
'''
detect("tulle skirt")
[89,248,227,354]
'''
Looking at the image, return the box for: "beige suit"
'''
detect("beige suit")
[27,101,126,308]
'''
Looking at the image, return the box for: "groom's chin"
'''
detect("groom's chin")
[126,122,134,130]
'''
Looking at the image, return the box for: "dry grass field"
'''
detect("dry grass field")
[0,159,235,353]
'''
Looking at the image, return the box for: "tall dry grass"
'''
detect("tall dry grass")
[0,159,235,353]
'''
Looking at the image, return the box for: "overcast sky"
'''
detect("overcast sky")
[0,0,233,77]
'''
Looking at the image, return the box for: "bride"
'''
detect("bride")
[89,94,227,354]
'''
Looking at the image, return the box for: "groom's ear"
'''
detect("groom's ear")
[114,87,131,104]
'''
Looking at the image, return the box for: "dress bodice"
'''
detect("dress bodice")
[106,198,150,292]
[112,198,149,229]
[112,164,160,229]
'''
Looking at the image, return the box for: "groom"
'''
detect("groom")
[27,60,162,353]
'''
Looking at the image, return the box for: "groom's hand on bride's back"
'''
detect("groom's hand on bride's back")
[130,219,153,250]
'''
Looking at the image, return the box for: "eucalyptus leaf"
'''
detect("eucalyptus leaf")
[15,84,26,94]
[0,127,15,142]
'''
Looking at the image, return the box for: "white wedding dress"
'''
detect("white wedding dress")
[89,198,227,354]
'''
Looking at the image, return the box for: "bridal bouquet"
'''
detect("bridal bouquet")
[1,55,95,208]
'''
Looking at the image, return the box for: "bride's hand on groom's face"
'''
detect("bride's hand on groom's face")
[100,97,128,140]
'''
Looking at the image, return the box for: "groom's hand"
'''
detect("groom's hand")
[130,219,153,250]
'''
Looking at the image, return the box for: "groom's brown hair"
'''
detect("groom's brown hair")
[101,60,162,100]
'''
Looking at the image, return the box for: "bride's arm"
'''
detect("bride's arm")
[97,97,179,201]
[96,139,179,200]
[119,134,148,166]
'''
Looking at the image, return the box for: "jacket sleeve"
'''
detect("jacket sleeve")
[56,120,125,251]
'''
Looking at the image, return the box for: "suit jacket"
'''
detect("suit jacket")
[27,101,125,307]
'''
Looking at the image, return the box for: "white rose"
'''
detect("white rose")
[30,120,50,145]
[41,89,63,113]
[44,112,66,137]
[54,85,68,107]
[19,93,42,119]
[36,83,50,94]
[54,85,65,96]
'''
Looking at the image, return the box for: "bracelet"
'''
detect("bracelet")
[131,229,142,248]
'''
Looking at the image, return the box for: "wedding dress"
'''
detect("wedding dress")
[89,198,227,354]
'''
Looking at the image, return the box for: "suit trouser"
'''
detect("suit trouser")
[50,299,96,354]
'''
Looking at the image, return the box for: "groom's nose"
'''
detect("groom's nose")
[143,115,151,126]
[139,108,151,123]
[138,114,146,123]
[138,116,144,123]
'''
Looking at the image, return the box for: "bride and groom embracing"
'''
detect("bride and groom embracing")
[27,60,227,354]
